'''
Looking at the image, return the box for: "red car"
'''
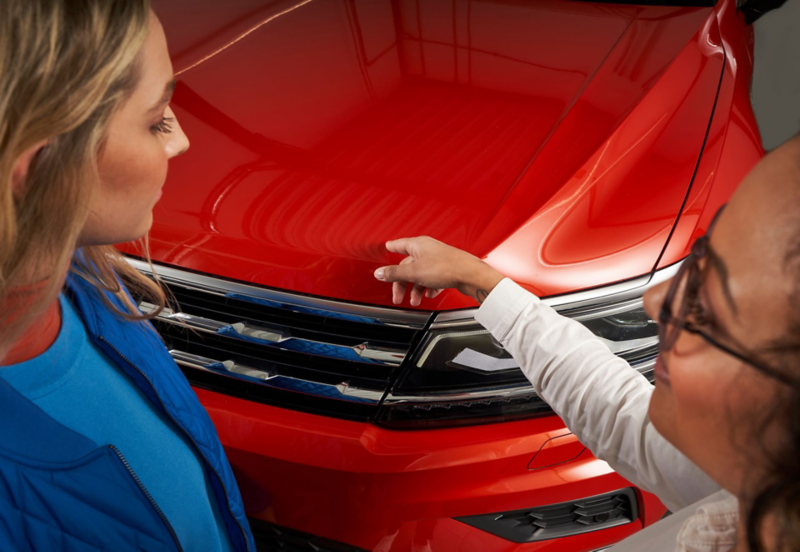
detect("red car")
[127,0,771,549]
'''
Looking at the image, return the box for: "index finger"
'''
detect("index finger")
[385,237,417,256]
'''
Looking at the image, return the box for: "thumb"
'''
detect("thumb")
[374,262,417,283]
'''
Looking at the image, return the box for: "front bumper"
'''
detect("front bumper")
[197,388,666,551]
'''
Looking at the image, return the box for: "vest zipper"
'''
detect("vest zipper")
[109,445,183,552]
[98,336,251,552]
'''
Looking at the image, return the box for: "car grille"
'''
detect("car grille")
[455,488,638,542]
[132,259,430,421]
[248,518,367,552]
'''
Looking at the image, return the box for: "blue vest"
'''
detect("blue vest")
[0,273,256,552]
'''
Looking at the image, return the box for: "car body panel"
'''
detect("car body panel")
[657,0,763,268]
[480,8,725,299]
[140,0,723,308]
[199,388,666,551]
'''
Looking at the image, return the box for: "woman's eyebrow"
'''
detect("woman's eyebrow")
[147,78,176,114]
[707,246,738,317]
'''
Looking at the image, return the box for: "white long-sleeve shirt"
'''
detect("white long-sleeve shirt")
[475,279,737,551]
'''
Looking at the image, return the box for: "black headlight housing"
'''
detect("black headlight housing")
[375,264,679,429]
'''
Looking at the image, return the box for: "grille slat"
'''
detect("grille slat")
[248,518,367,552]
[158,318,395,384]
[146,303,408,366]
[134,261,428,420]
[170,282,418,346]
[455,488,638,543]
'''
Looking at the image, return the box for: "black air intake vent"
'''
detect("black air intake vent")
[249,518,367,552]
[455,488,638,543]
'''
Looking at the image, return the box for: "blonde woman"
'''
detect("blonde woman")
[375,135,800,551]
[0,1,254,550]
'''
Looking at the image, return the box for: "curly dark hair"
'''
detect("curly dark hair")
[746,229,800,551]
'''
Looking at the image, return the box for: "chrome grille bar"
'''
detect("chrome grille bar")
[129,259,429,329]
[129,258,424,413]
[170,350,385,404]
[170,350,278,382]
[140,302,407,366]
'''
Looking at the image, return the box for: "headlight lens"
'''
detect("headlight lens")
[375,297,659,429]
[568,299,658,363]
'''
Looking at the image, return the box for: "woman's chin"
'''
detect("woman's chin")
[653,356,671,386]
[116,210,155,244]
[77,214,153,248]
[648,385,675,442]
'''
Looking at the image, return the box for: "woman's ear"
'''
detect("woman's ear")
[12,140,48,195]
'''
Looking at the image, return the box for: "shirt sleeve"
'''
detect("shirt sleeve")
[475,278,720,512]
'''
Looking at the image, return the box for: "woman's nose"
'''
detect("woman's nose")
[163,106,190,158]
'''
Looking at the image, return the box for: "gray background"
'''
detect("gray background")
[753,0,800,150]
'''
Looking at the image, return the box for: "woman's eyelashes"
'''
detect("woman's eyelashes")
[150,116,174,135]
[688,293,712,327]
[687,261,717,330]
[689,283,719,332]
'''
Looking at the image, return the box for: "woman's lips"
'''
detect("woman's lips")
[653,355,671,385]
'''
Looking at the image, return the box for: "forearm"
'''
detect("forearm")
[475,279,720,511]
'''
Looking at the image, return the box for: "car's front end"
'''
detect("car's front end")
[130,0,764,549]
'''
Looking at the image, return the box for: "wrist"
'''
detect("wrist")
[460,261,503,303]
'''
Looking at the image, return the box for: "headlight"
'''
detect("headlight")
[375,264,679,429]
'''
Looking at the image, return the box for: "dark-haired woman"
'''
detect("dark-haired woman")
[374,135,800,550]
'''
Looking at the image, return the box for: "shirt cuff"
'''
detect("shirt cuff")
[475,278,539,341]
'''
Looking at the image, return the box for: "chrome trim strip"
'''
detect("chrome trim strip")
[631,358,656,374]
[567,298,644,322]
[141,303,229,333]
[383,355,656,405]
[127,258,430,329]
[384,383,539,404]
[142,302,407,366]
[544,261,680,310]
[170,350,386,404]
[415,329,489,368]
[430,261,683,328]
[598,336,658,355]
[171,350,278,381]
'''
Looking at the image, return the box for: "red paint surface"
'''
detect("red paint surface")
[135,0,738,308]
[527,433,586,471]
[199,388,666,551]
[657,0,763,267]
[138,0,763,549]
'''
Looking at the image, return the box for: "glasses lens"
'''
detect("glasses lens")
[659,259,696,352]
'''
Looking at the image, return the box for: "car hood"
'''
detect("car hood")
[143,0,724,309]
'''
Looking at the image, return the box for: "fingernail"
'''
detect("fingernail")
[374,268,384,280]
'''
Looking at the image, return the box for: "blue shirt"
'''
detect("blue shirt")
[0,294,234,552]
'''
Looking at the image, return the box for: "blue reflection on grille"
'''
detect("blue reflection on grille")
[214,325,380,363]
[224,293,283,310]
[216,325,280,345]
[268,377,376,404]
[203,361,376,403]
[205,361,230,373]
[224,293,379,325]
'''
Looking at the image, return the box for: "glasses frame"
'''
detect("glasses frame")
[658,207,793,386]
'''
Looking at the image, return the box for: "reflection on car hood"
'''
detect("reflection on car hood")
[143,0,725,309]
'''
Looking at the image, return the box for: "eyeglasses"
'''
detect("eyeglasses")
[658,206,793,386]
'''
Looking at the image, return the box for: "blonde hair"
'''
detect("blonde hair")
[0,0,167,362]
